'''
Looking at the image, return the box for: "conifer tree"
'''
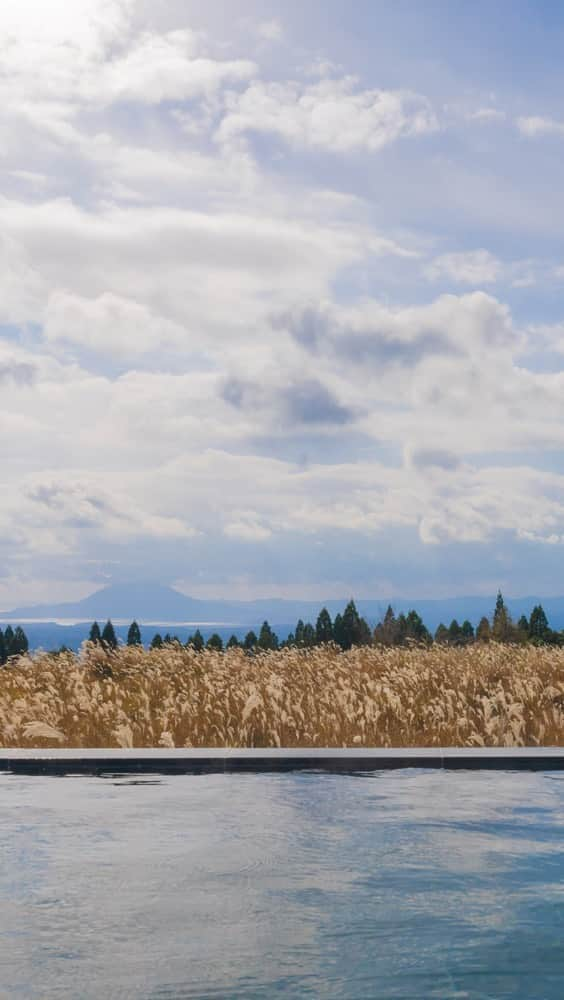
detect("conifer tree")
[374,605,397,646]
[243,630,258,652]
[101,619,118,649]
[302,622,316,647]
[206,633,224,651]
[476,616,491,642]
[448,619,462,645]
[434,622,449,644]
[226,634,240,648]
[127,620,142,646]
[12,626,28,655]
[341,600,361,650]
[315,608,333,644]
[294,619,305,647]
[529,605,550,644]
[0,628,5,664]
[258,620,278,651]
[492,590,513,642]
[189,629,204,652]
[333,613,345,649]
[461,620,475,643]
[151,632,163,648]
[89,621,102,644]
[405,610,430,644]
[3,625,14,657]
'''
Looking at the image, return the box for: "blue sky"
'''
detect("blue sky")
[2,0,564,606]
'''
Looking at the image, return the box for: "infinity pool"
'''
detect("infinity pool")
[2,769,564,998]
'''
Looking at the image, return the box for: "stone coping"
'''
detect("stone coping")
[1,746,564,775]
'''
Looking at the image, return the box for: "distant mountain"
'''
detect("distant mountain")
[4,581,564,634]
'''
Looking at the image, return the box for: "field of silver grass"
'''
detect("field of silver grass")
[2,641,564,748]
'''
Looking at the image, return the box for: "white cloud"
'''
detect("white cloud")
[217,77,438,153]
[517,115,564,137]
[44,290,187,358]
[425,249,502,285]
[469,107,506,122]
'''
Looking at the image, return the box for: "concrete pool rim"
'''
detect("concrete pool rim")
[1,747,564,775]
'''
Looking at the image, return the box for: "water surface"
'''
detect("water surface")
[2,769,564,998]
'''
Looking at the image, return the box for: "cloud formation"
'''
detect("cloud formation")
[1,0,564,605]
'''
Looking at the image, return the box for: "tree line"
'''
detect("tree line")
[0,591,561,665]
[0,625,29,664]
[88,592,564,655]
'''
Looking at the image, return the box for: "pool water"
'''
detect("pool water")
[2,769,564,998]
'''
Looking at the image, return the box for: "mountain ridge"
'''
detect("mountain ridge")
[3,582,564,632]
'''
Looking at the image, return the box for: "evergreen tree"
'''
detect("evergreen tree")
[448,619,462,645]
[284,631,295,647]
[0,628,6,665]
[374,605,397,646]
[243,630,258,652]
[461,620,475,643]
[518,614,529,634]
[226,634,240,648]
[492,590,513,642]
[258,620,278,651]
[434,622,449,644]
[405,609,430,645]
[127,620,142,646]
[529,605,550,644]
[341,600,362,650]
[3,625,14,657]
[294,620,305,647]
[89,621,102,644]
[188,629,204,652]
[101,619,118,649]
[476,617,491,643]
[12,626,28,655]
[332,613,345,649]
[396,613,408,645]
[151,632,163,648]
[206,633,224,652]
[315,607,333,644]
[302,622,316,647]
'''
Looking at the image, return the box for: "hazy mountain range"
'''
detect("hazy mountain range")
[3,582,564,640]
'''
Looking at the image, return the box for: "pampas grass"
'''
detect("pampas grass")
[2,641,564,748]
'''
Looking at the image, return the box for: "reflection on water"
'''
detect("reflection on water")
[2,769,564,998]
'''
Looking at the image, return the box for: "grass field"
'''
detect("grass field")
[2,641,564,748]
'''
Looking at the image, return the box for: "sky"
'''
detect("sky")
[3,0,564,606]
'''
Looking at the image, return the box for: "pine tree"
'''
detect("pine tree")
[461,620,475,643]
[374,605,397,646]
[101,619,118,649]
[189,629,204,652]
[206,633,224,651]
[226,634,240,648]
[529,605,550,644]
[405,610,430,645]
[333,613,345,649]
[151,633,163,648]
[294,620,305,647]
[127,620,142,646]
[3,625,14,657]
[434,622,449,644]
[341,600,361,650]
[243,630,258,652]
[89,621,102,644]
[518,614,529,634]
[302,622,316,647]
[0,628,6,665]
[315,608,333,644]
[12,626,28,655]
[258,620,278,651]
[476,616,491,642]
[448,619,462,645]
[492,590,513,642]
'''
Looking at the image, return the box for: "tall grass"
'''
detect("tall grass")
[2,641,564,748]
